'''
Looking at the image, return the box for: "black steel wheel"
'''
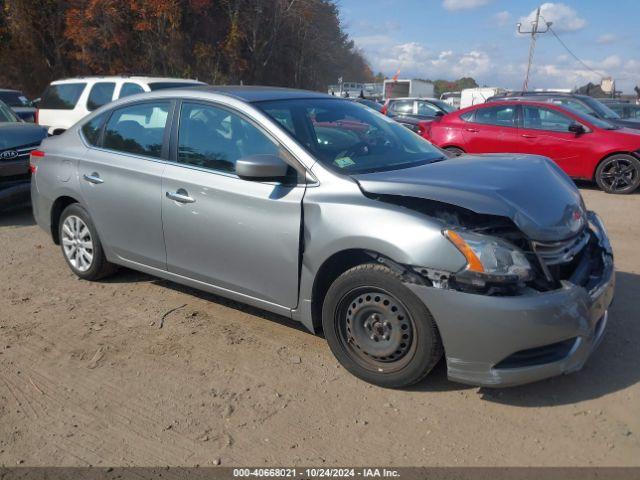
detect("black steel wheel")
[595,154,640,194]
[322,263,443,388]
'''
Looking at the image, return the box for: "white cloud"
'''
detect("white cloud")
[519,3,586,33]
[442,0,490,12]
[494,11,511,26]
[597,33,616,45]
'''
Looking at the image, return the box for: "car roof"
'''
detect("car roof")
[387,97,440,101]
[182,85,334,102]
[49,76,204,85]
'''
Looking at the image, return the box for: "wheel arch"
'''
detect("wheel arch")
[593,151,638,180]
[50,195,81,244]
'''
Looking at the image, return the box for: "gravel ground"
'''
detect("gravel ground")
[0,186,639,467]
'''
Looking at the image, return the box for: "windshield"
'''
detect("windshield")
[581,96,621,120]
[0,101,19,122]
[430,99,456,113]
[256,98,446,174]
[0,91,31,107]
[563,105,619,130]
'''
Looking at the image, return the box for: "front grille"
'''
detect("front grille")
[532,229,590,266]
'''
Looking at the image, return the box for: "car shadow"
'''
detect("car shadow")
[476,270,640,406]
[0,206,35,227]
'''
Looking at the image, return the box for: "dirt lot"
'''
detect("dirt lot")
[1,187,639,467]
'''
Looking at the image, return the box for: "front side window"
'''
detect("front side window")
[177,102,280,174]
[119,83,145,98]
[103,102,170,158]
[87,82,116,111]
[474,105,516,127]
[523,106,573,132]
[81,112,108,146]
[40,83,86,110]
[257,98,445,174]
[416,101,441,116]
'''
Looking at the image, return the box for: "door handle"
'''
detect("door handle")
[166,189,195,204]
[83,173,104,184]
[464,128,479,133]
[521,134,537,138]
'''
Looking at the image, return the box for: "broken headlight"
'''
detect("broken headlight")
[443,229,532,287]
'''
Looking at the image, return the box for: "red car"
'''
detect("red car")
[424,100,640,194]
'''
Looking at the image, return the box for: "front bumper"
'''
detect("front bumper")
[407,224,615,388]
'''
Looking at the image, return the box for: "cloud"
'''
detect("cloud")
[494,11,511,26]
[597,33,616,45]
[519,3,586,33]
[442,0,490,12]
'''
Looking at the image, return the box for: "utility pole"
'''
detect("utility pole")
[517,7,552,91]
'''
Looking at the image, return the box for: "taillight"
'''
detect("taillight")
[417,121,431,138]
[34,108,39,124]
[29,149,45,173]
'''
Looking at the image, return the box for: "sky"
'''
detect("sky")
[339,0,640,93]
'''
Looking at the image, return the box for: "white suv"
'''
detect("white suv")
[37,76,205,135]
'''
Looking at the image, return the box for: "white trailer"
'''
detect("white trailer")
[459,87,507,109]
[383,79,434,99]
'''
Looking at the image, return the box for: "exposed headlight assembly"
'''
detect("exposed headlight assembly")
[443,229,532,287]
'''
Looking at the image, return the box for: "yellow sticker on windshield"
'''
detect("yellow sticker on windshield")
[334,157,356,168]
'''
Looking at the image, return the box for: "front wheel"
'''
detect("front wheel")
[595,154,640,194]
[322,263,443,388]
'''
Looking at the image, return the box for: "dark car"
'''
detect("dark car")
[381,97,455,119]
[605,102,640,122]
[350,97,384,113]
[487,91,640,130]
[0,100,47,209]
[0,89,37,122]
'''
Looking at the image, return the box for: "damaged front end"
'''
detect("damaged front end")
[369,193,612,299]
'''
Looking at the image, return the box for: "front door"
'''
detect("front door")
[78,101,172,269]
[518,105,589,177]
[161,101,304,308]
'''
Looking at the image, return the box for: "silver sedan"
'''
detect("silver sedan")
[30,86,614,388]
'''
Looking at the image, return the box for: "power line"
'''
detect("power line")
[545,22,607,79]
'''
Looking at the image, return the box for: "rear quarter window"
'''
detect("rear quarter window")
[81,112,108,146]
[40,83,86,110]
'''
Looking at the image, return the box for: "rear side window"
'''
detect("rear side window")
[103,102,170,158]
[40,83,86,110]
[474,105,516,127]
[390,100,413,114]
[81,112,108,146]
[87,82,116,111]
[119,83,145,98]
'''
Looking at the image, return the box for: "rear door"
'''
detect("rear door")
[161,101,304,308]
[517,105,591,176]
[78,100,173,268]
[460,104,520,153]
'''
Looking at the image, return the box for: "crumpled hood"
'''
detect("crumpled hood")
[353,154,586,242]
[0,122,47,150]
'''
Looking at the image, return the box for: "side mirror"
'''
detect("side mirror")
[236,154,290,181]
[434,111,444,117]
[568,123,586,134]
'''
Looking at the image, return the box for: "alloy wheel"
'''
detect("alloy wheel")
[599,157,638,193]
[61,215,94,272]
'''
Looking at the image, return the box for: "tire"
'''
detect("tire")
[444,146,464,157]
[322,263,443,388]
[595,154,640,194]
[58,203,116,280]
